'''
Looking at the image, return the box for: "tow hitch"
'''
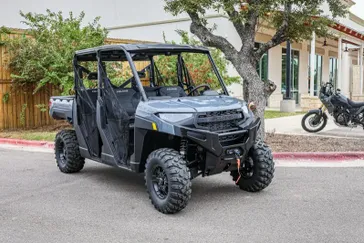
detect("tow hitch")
[234,151,242,185]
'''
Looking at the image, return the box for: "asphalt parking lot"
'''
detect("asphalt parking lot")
[1,147,364,243]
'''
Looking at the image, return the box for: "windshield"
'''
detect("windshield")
[126,52,226,98]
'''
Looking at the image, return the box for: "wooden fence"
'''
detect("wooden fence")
[0,82,59,129]
[0,28,151,130]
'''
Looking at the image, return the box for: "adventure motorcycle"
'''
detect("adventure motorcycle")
[301,82,364,133]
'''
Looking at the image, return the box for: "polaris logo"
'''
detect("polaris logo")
[117,90,129,93]
[167,88,177,91]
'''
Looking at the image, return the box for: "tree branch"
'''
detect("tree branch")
[222,2,245,41]
[187,11,238,61]
[255,18,288,60]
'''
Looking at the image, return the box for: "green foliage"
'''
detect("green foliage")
[2,92,9,103]
[0,26,11,45]
[105,61,134,87]
[35,104,48,112]
[20,104,27,126]
[3,10,108,95]
[164,0,348,43]
[157,30,240,89]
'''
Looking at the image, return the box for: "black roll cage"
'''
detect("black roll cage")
[73,45,230,101]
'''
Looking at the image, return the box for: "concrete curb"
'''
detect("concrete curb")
[1,138,364,161]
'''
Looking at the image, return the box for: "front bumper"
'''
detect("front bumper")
[178,118,261,176]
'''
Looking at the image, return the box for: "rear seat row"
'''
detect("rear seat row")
[85,86,186,117]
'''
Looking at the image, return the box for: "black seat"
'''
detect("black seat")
[86,89,98,106]
[159,86,186,97]
[348,99,364,108]
[144,87,160,98]
[114,88,140,116]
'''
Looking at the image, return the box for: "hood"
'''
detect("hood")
[138,95,245,114]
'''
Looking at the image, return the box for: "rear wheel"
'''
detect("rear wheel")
[145,148,192,214]
[55,130,85,173]
[301,111,327,133]
[231,141,275,192]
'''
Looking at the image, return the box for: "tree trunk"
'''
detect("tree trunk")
[234,60,276,140]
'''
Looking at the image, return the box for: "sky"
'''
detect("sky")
[351,1,364,19]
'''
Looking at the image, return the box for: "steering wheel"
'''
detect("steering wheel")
[187,84,211,96]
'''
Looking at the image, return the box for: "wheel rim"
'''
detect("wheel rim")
[151,165,168,200]
[57,141,67,166]
[306,114,324,129]
[241,157,254,178]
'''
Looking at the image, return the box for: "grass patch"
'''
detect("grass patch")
[0,131,57,141]
[265,110,305,119]
[0,123,71,141]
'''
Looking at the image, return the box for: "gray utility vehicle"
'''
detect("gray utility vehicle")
[50,44,275,214]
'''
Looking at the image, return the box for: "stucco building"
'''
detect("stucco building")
[2,0,364,110]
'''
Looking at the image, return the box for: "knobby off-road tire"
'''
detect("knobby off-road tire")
[301,111,327,133]
[145,148,192,214]
[55,130,85,173]
[231,141,274,192]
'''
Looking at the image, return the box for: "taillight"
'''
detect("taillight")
[49,100,52,108]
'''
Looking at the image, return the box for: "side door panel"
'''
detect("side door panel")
[95,61,130,167]
[74,65,101,158]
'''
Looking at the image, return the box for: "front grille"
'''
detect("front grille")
[196,109,243,133]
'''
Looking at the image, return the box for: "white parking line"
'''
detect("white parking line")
[276,160,364,167]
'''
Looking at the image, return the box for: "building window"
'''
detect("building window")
[329,57,338,89]
[255,43,268,81]
[308,55,323,96]
[282,48,300,103]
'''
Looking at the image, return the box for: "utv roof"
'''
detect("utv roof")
[75,43,210,56]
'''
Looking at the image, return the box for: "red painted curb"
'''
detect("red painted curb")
[1,138,364,161]
[0,138,54,149]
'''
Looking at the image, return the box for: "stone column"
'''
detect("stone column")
[338,38,342,89]
[310,32,316,96]
[360,44,363,95]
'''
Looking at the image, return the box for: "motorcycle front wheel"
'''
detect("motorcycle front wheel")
[301,111,327,133]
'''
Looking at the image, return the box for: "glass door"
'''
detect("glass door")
[329,57,338,89]
[255,43,269,81]
[308,55,323,96]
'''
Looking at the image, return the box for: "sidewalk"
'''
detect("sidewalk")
[265,114,364,139]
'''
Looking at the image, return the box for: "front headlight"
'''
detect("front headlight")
[242,105,249,115]
[158,113,194,123]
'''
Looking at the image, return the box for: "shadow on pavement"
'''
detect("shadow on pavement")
[79,164,272,208]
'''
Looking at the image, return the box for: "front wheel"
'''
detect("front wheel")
[145,148,192,214]
[231,141,275,192]
[301,110,327,133]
